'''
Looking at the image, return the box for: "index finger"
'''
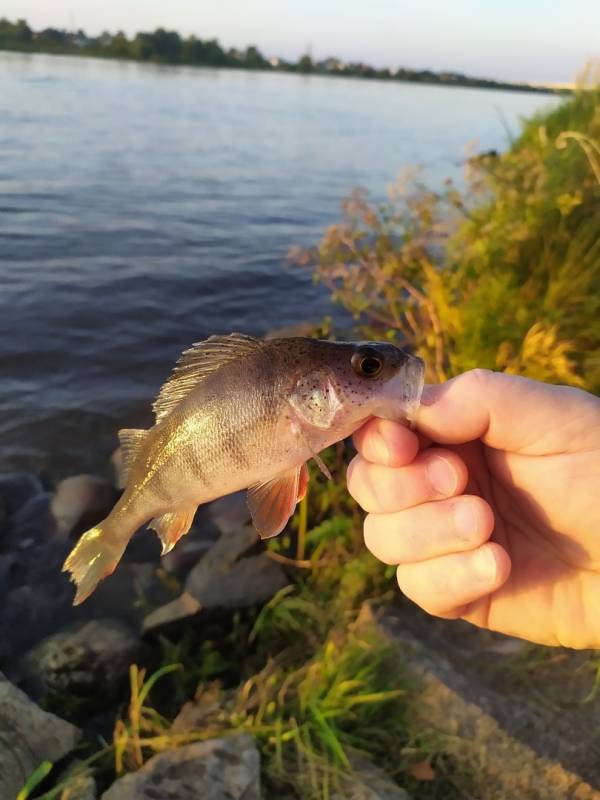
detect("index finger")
[353,418,420,467]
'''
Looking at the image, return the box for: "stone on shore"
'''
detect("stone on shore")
[333,755,412,800]
[0,670,80,800]
[354,602,600,800]
[206,490,250,534]
[25,619,140,708]
[51,474,116,537]
[0,472,44,517]
[143,524,288,633]
[101,734,260,800]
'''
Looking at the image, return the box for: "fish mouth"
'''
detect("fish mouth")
[373,354,425,426]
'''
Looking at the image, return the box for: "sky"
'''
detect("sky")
[2,0,598,84]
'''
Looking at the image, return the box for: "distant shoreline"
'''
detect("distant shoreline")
[0,17,569,96]
[0,43,567,96]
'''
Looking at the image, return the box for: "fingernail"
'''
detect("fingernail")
[473,547,497,583]
[453,501,477,538]
[427,456,457,496]
[420,384,442,407]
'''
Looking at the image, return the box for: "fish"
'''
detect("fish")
[62,333,424,604]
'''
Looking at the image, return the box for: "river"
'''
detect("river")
[0,51,560,475]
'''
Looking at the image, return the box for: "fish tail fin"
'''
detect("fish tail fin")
[62,519,127,605]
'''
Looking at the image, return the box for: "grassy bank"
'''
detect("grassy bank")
[21,70,600,799]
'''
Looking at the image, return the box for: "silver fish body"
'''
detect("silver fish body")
[63,334,424,604]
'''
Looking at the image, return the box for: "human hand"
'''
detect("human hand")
[347,369,600,648]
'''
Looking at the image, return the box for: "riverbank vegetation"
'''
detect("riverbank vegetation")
[18,68,600,799]
[0,16,563,94]
[292,65,600,393]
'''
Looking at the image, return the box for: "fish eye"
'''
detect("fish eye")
[351,348,384,379]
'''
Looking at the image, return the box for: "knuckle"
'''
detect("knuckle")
[463,367,496,392]
[396,564,451,617]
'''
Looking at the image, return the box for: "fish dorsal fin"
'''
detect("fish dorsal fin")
[153,333,262,423]
[117,428,148,488]
[247,465,305,540]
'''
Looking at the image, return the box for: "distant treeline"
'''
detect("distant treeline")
[0,17,563,94]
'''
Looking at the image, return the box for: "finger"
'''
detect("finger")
[417,370,598,455]
[347,447,467,513]
[353,418,419,467]
[364,495,494,565]
[396,542,511,618]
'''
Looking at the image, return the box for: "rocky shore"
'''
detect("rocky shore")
[0,449,294,798]
[3,446,600,799]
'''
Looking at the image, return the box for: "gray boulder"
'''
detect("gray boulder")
[206,490,250,534]
[111,446,124,488]
[143,525,288,633]
[101,734,260,800]
[0,472,44,516]
[51,474,116,537]
[26,619,140,707]
[0,671,80,800]
[333,755,412,800]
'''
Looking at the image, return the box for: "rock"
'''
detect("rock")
[12,491,56,544]
[333,755,411,800]
[0,472,44,516]
[0,670,80,800]
[189,553,287,608]
[0,496,7,535]
[25,619,140,708]
[111,447,124,488]
[101,734,260,800]
[206,491,250,534]
[184,524,260,597]
[143,526,288,633]
[161,538,212,575]
[51,474,116,537]
[121,527,162,564]
[355,603,600,799]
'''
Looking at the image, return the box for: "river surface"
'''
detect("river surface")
[0,52,559,476]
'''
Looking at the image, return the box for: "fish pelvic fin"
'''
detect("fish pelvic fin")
[62,521,127,605]
[149,506,197,555]
[117,428,148,488]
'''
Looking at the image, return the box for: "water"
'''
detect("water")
[0,52,559,476]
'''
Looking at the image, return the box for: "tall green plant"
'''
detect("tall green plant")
[291,72,600,392]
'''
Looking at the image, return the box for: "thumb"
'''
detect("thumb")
[416,369,597,455]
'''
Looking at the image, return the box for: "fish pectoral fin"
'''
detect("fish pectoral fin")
[117,428,149,488]
[149,506,196,555]
[247,466,304,540]
[298,463,309,501]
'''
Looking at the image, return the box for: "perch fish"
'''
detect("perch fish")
[63,334,424,604]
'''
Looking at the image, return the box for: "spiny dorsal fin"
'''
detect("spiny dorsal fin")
[117,428,148,488]
[153,333,262,423]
